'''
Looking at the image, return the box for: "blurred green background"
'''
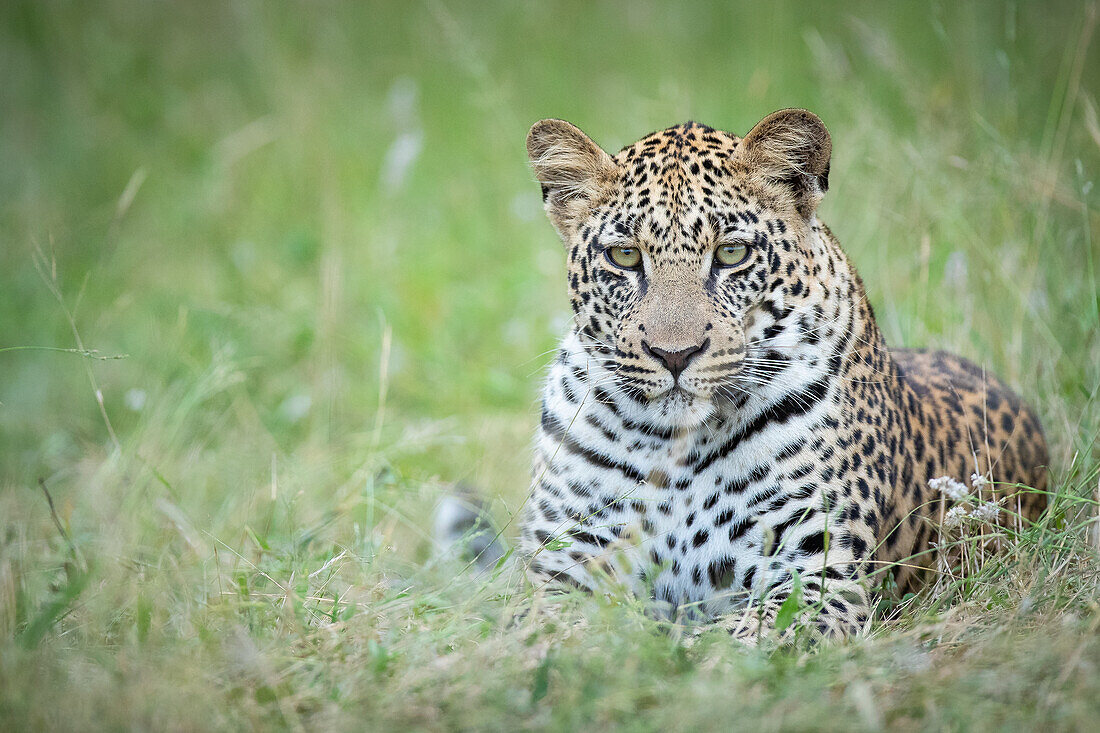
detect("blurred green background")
[3,1,1098,492]
[1,1,1099,728]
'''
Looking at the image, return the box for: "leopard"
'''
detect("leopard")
[514,109,1049,641]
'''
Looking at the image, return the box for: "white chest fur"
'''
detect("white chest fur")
[521,329,841,619]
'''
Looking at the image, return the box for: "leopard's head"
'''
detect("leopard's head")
[528,110,834,429]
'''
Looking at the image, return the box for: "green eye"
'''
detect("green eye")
[607,246,642,269]
[714,242,750,267]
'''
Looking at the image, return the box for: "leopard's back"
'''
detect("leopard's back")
[893,348,1049,503]
[882,348,1049,589]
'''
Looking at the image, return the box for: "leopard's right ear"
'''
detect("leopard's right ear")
[737,109,831,220]
[527,119,616,228]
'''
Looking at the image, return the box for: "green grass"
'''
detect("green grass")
[2,1,1099,729]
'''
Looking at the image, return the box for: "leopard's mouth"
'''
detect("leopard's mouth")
[650,383,703,404]
[613,368,712,406]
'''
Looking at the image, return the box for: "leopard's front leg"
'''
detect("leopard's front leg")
[718,511,876,644]
[717,573,872,644]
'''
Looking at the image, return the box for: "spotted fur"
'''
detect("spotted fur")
[518,110,1049,640]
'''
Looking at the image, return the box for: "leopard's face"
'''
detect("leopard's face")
[529,113,833,428]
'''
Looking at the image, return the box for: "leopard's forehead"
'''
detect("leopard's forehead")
[599,122,750,255]
[614,121,742,165]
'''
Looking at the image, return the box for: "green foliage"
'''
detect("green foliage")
[17,565,90,650]
[1,0,1098,729]
[773,572,804,634]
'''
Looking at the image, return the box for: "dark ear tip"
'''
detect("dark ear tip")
[527,118,583,157]
[528,118,568,137]
[756,108,830,140]
[742,108,832,171]
[769,107,826,124]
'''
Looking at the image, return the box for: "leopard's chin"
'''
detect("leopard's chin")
[644,386,716,430]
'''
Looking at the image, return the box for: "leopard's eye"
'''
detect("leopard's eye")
[714,242,750,268]
[607,246,642,269]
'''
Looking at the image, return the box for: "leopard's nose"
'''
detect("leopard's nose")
[642,338,709,380]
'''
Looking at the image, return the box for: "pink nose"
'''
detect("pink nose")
[642,338,709,380]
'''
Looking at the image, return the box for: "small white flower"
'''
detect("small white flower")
[944,250,968,289]
[970,473,990,490]
[278,393,312,423]
[969,503,1001,524]
[929,476,969,502]
[124,388,147,412]
[944,505,969,528]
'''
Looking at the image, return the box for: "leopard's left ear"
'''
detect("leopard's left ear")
[737,109,831,219]
[527,119,616,233]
